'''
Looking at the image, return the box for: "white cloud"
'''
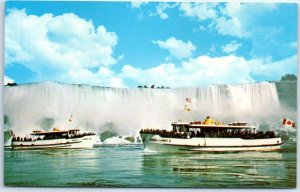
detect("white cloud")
[192,25,206,32]
[155,3,171,19]
[209,45,216,53]
[221,41,242,54]
[5,9,121,86]
[130,1,148,9]
[178,3,289,58]
[130,2,149,20]
[179,2,219,20]
[178,2,278,40]
[153,37,196,59]
[67,67,124,87]
[4,76,15,85]
[214,3,249,38]
[289,42,297,49]
[214,16,247,38]
[149,3,178,20]
[214,3,277,38]
[251,55,297,79]
[121,54,297,87]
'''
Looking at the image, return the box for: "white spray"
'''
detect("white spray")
[4,81,292,137]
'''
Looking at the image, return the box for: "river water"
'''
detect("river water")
[4,142,296,188]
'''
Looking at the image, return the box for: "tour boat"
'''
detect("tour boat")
[140,117,282,152]
[11,128,101,150]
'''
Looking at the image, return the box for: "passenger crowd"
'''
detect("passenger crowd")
[140,129,189,138]
[67,132,95,139]
[12,137,34,142]
[11,132,96,142]
[140,129,276,139]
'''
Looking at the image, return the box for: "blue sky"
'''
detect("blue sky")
[4,1,298,87]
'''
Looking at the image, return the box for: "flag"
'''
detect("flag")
[10,130,15,137]
[184,98,192,111]
[186,98,192,103]
[69,114,73,122]
[184,105,191,111]
[282,118,296,128]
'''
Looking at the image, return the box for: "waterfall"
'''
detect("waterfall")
[4,81,286,136]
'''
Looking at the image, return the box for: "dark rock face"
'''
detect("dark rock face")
[4,130,12,145]
[124,136,135,143]
[100,130,118,142]
[6,83,18,86]
[275,81,297,110]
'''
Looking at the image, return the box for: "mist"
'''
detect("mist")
[4,81,296,137]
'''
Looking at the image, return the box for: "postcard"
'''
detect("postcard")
[3,0,297,188]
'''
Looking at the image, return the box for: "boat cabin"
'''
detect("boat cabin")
[171,121,258,138]
[30,129,70,140]
[140,117,276,139]
[30,128,85,140]
[12,128,95,142]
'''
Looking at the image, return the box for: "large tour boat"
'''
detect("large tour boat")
[11,128,101,150]
[140,116,282,152]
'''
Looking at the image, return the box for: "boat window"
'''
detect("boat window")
[180,125,186,132]
[173,125,189,132]
[172,125,176,132]
[180,126,184,132]
[184,125,189,132]
[175,125,180,132]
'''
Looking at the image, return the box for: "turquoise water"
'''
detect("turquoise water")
[4,143,296,188]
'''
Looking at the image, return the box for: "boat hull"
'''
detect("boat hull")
[140,133,282,153]
[11,135,100,150]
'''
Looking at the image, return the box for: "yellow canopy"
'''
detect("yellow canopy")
[53,127,60,132]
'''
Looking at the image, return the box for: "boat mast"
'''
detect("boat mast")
[68,114,73,131]
[183,98,193,122]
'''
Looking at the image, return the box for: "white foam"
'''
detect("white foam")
[103,137,131,145]
[143,148,159,154]
[281,126,297,132]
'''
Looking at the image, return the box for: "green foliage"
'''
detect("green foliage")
[4,115,9,124]
[281,74,297,81]
[137,85,170,89]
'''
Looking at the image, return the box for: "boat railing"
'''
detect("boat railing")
[140,129,278,139]
[69,132,96,138]
[12,132,96,142]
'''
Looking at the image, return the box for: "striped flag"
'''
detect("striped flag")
[184,98,192,111]
[186,98,192,103]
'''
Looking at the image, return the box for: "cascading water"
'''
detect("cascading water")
[3,81,293,138]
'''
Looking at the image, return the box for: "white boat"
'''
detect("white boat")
[11,128,101,150]
[140,117,282,153]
